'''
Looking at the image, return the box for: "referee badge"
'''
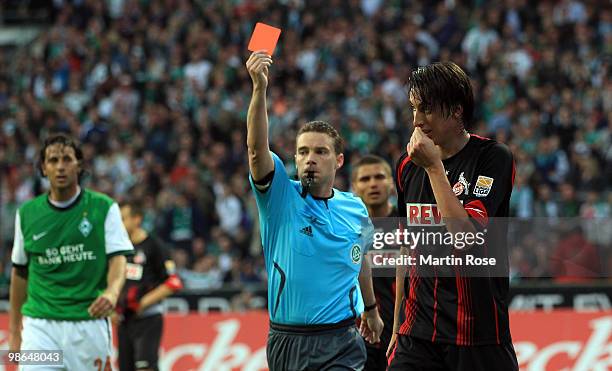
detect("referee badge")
[473,176,494,197]
[351,244,362,264]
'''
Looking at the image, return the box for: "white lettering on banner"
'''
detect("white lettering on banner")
[160,344,207,370]
[243,347,268,371]
[527,341,582,371]
[514,316,612,371]
[201,320,251,370]
[158,319,267,371]
[574,294,612,311]
[573,317,612,371]
[514,342,537,367]
[509,294,565,311]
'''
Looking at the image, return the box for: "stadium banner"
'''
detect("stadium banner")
[0,310,610,370]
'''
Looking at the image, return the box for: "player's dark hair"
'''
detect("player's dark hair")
[408,61,475,130]
[297,121,344,155]
[121,199,145,218]
[351,155,392,182]
[38,133,85,178]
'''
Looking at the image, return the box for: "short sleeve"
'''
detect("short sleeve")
[248,152,293,219]
[152,237,171,281]
[152,237,183,290]
[361,216,375,255]
[463,143,514,226]
[11,211,28,266]
[104,203,134,256]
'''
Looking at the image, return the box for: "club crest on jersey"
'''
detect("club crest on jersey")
[134,251,147,264]
[78,216,93,237]
[473,176,494,197]
[452,172,470,196]
[351,244,362,264]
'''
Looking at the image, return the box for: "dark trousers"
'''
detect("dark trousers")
[388,335,518,371]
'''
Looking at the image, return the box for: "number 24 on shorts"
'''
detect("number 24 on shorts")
[94,356,112,371]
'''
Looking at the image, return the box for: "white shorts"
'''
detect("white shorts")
[20,316,113,371]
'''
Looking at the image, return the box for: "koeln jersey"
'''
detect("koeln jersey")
[117,235,183,320]
[12,188,134,320]
[250,152,373,325]
[395,134,515,345]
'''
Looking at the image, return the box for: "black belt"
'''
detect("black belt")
[270,317,355,334]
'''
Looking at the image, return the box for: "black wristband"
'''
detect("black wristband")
[364,303,377,312]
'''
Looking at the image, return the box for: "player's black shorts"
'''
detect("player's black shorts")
[364,342,388,371]
[388,334,518,371]
[118,314,163,371]
[267,319,366,371]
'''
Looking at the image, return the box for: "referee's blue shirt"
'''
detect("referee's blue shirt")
[249,152,373,325]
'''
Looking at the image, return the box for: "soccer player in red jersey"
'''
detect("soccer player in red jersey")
[387,62,519,371]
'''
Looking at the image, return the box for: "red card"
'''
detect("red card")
[247,22,281,56]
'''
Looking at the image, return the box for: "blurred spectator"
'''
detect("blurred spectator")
[580,191,612,246]
[160,191,206,252]
[550,226,600,282]
[214,182,243,237]
[240,258,263,284]
[231,286,267,312]
[533,185,559,218]
[558,183,580,217]
[180,256,223,291]
[510,173,534,218]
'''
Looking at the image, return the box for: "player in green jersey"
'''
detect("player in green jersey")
[9,133,134,370]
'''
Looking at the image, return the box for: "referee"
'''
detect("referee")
[246,51,383,370]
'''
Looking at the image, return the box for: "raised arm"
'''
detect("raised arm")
[245,51,275,181]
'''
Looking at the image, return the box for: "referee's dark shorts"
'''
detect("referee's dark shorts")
[267,318,367,371]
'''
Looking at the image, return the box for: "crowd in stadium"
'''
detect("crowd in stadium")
[0,0,610,293]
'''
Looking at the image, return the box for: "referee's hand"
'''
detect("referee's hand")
[360,309,384,344]
[246,51,273,90]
